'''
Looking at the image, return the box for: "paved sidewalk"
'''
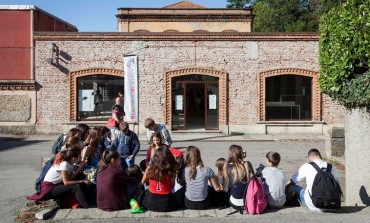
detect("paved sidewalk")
[43,205,370,223]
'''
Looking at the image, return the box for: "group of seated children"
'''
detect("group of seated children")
[27,124,338,213]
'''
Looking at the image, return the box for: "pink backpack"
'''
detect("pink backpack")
[243,176,267,215]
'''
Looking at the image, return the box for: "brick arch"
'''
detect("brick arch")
[165,67,228,127]
[258,68,320,121]
[69,68,124,121]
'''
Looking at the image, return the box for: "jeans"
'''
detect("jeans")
[290,185,306,206]
[120,156,135,172]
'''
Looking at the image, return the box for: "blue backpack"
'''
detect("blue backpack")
[51,133,66,155]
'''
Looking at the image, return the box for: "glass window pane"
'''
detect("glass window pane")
[206,83,219,129]
[265,75,312,120]
[77,75,124,121]
[172,81,185,130]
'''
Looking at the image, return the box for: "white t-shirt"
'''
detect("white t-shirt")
[292,159,339,212]
[44,161,73,184]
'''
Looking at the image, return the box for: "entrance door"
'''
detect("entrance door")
[186,83,205,130]
[171,75,219,130]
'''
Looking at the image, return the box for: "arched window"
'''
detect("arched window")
[193,30,209,33]
[163,29,180,33]
[222,29,238,33]
[265,75,312,120]
[77,75,124,121]
[259,68,320,121]
[69,68,124,122]
[133,29,150,33]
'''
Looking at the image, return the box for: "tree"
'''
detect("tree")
[252,0,311,32]
[319,0,370,108]
[226,0,252,8]
[227,0,340,32]
[319,0,370,206]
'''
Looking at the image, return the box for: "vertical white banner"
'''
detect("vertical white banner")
[124,55,138,123]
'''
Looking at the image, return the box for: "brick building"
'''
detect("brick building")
[0,1,345,135]
[0,5,77,133]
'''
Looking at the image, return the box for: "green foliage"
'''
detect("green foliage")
[226,0,252,8]
[253,0,314,32]
[319,0,370,108]
[227,0,339,32]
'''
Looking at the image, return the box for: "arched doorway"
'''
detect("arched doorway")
[165,68,227,130]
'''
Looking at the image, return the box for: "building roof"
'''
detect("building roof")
[164,1,206,9]
[0,5,77,30]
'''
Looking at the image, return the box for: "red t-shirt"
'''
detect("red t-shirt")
[148,177,172,195]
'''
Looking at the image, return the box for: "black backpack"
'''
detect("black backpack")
[309,162,342,209]
[51,133,66,155]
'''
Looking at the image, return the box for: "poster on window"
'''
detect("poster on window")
[78,89,94,111]
[209,94,217,110]
[175,95,183,110]
[124,55,138,123]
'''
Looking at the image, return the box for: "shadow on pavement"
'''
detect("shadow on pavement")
[334,206,367,213]
[0,136,49,152]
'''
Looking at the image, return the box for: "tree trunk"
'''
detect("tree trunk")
[345,107,370,206]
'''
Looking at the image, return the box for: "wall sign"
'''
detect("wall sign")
[175,95,183,110]
[209,94,217,110]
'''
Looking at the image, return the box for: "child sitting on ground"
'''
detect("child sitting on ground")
[215,157,228,192]
[258,151,286,209]
[127,164,145,200]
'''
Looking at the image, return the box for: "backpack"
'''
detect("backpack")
[51,133,66,155]
[309,162,342,209]
[242,175,267,215]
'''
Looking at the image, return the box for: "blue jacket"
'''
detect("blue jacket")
[110,130,140,158]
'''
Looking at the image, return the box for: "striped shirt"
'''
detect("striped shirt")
[184,166,215,201]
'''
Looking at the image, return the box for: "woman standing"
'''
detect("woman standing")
[141,148,180,212]
[96,151,138,211]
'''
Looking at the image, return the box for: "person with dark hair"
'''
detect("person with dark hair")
[112,96,125,117]
[141,147,180,212]
[59,128,82,152]
[28,146,91,208]
[144,133,165,168]
[126,164,145,200]
[144,118,172,147]
[76,123,90,142]
[97,151,138,211]
[257,151,286,209]
[100,126,112,150]
[110,122,140,172]
[288,148,340,212]
[94,89,103,116]
[183,146,222,210]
